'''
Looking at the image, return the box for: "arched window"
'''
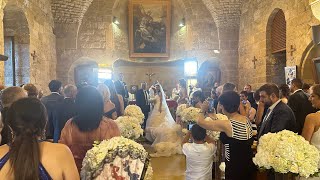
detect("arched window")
[271,10,286,53]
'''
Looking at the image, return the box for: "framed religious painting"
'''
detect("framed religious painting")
[284,66,297,85]
[129,0,171,58]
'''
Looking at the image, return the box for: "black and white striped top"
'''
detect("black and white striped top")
[219,119,255,179]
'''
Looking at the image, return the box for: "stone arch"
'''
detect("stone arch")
[300,42,320,84]
[197,59,221,97]
[67,57,98,86]
[266,8,287,85]
[3,3,30,86]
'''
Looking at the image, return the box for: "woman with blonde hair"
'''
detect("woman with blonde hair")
[97,84,117,120]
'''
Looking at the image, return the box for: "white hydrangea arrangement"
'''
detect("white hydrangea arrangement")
[81,137,153,179]
[253,130,320,178]
[115,116,143,140]
[205,114,228,140]
[124,105,144,124]
[176,104,187,117]
[181,107,201,123]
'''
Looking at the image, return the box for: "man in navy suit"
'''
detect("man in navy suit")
[41,80,64,139]
[136,82,150,129]
[258,83,297,139]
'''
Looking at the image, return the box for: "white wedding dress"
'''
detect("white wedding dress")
[145,84,182,157]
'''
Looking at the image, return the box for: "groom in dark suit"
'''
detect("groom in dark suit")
[258,83,297,139]
[136,82,150,129]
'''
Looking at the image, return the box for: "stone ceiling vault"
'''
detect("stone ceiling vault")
[51,0,94,23]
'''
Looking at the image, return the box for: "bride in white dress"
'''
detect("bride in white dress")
[301,85,320,180]
[145,83,182,157]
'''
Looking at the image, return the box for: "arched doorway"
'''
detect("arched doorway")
[197,59,221,97]
[266,9,286,85]
[301,43,320,84]
[74,61,99,87]
[3,4,30,86]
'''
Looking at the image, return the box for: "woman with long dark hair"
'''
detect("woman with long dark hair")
[0,98,79,179]
[104,79,124,116]
[178,79,188,104]
[59,86,120,171]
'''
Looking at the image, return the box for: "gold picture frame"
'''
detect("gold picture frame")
[129,0,171,58]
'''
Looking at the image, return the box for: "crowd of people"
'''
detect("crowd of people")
[0,75,318,180]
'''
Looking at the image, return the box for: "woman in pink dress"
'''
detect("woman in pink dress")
[59,86,120,171]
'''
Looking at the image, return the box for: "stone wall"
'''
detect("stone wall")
[0,0,56,93]
[239,0,320,90]
[56,0,221,93]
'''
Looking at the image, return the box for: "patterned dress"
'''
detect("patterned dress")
[220,119,255,180]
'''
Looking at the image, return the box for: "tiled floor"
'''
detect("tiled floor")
[143,143,186,180]
[150,155,186,180]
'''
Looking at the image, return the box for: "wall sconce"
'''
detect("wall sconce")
[179,18,185,27]
[113,16,120,25]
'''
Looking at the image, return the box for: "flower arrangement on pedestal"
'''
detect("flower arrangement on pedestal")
[115,116,143,140]
[81,137,153,180]
[253,130,320,178]
[124,105,144,124]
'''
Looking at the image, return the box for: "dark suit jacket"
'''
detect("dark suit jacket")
[288,90,316,134]
[258,101,297,139]
[136,89,150,113]
[247,92,258,110]
[54,98,77,142]
[41,93,64,139]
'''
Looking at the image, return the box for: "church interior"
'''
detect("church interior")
[0,0,320,179]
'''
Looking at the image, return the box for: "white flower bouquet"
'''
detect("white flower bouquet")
[205,114,228,140]
[115,116,143,140]
[176,104,187,117]
[181,107,201,123]
[253,130,320,178]
[124,105,145,124]
[81,136,153,179]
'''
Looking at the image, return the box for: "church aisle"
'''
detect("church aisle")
[150,155,186,180]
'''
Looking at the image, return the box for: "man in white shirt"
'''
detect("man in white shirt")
[182,124,216,180]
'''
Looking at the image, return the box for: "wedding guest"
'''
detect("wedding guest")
[279,84,290,104]
[302,83,311,94]
[172,83,180,101]
[258,83,296,139]
[37,89,44,99]
[223,83,236,93]
[240,91,256,122]
[136,82,150,129]
[104,79,124,116]
[191,90,205,109]
[0,87,27,145]
[197,91,255,180]
[178,79,188,104]
[0,98,79,179]
[244,84,257,110]
[302,84,320,142]
[288,79,315,135]
[210,90,219,111]
[114,73,129,108]
[97,84,117,120]
[23,83,38,98]
[41,80,64,139]
[59,86,120,171]
[182,124,216,180]
[54,84,78,142]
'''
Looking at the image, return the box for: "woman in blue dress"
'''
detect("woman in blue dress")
[0,98,79,180]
